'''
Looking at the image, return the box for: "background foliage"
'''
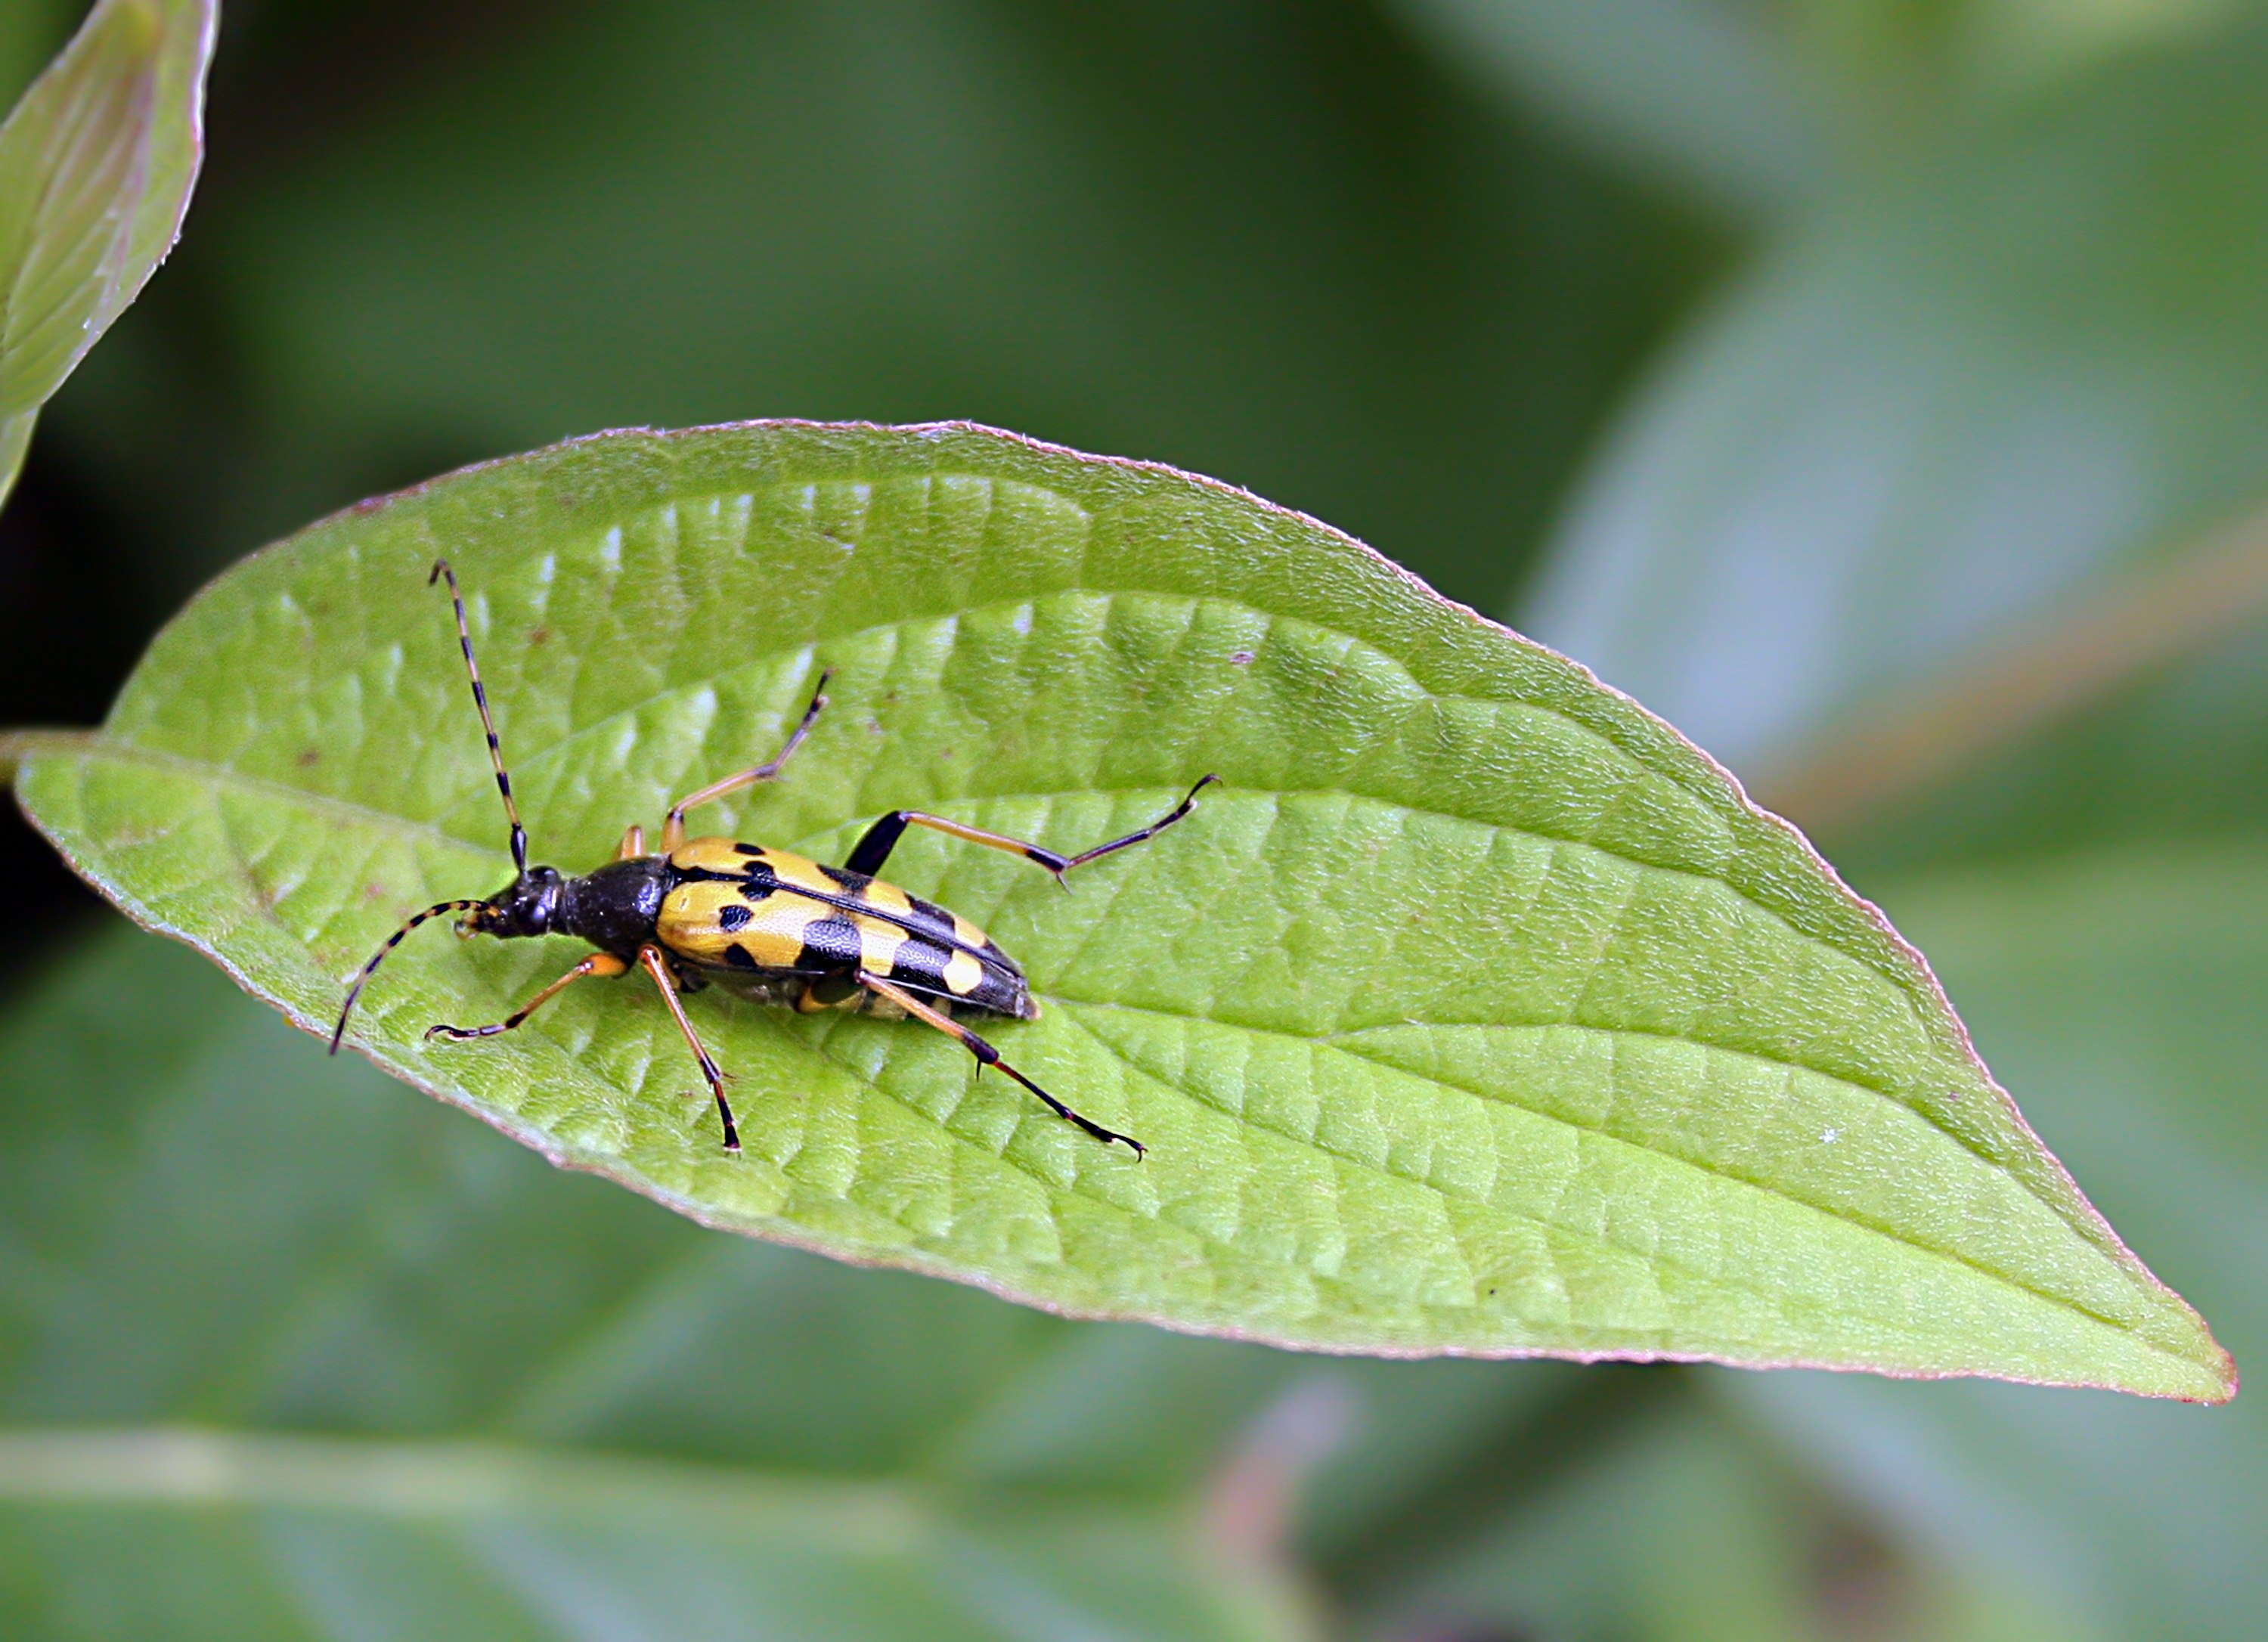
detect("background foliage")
[3,1,2264,1637]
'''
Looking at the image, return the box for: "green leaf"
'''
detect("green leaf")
[0,928,1312,1641]
[0,0,215,503]
[1387,1396,1826,1642]
[1528,25,2268,771]
[1390,0,1826,223]
[1374,1383,2090,1642]
[8,420,2229,1397]
[0,0,216,407]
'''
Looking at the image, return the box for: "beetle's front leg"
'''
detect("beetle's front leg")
[426,950,630,1041]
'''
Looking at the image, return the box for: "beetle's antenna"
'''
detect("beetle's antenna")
[330,899,488,1053]
[430,559,528,872]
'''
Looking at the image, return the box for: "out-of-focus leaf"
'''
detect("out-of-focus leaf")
[1727,847,2268,1641]
[1388,0,1826,222]
[0,1427,1290,1642]
[8,420,2229,1393]
[1358,1380,2095,1641]
[1389,0,2254,234]
[1741,500,2268,838]
[1796,563,2268,881]
[0,927,1311,1641]
[0,6,79,112]
[1949,0,2257,105]
[938,1321,1579,1565]
[0,0,215,454]
[1526,26,2268,773]
[1366,1394,1821,1642]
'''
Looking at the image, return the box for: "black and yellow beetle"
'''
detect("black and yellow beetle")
[330,561,1215,1157]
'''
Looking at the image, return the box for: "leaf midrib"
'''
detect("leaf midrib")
[36,734,2015,1193]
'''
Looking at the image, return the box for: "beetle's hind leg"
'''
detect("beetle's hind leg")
[425,951,629,1042]
[661,671,832,851]
[854,971,1142,1157]
[842,775,1217,885]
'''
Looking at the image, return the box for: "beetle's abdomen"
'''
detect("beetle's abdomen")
[659,839,1034,1018]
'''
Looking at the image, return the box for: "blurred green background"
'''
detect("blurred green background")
[2,1,2264,1637]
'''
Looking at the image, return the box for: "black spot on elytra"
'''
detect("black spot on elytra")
[725,943,759,969]
[891,942,948,990]
[718,903,751,932]
[733,841,766,857]
[799,916,863,967]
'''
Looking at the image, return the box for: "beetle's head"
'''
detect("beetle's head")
[462,865,565,939]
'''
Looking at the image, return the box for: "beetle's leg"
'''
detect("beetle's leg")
[426,951,630,1042]
[842,776,1217,886]
[854,971,1143,1157]
[618,824,646,860]
[661,671,832,852]
[638,943,740,1153]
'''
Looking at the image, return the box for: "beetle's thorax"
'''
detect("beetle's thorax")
[554,855,673,959]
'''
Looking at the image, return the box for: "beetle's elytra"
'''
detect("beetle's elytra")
[330,560,1216,1157]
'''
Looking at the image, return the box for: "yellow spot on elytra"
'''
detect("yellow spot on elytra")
[764,850,838,897]
[853,913,909,976]
[739,894,824,968]
[943,949,984,996]
[860,878,913,917]
[668,837,754,872]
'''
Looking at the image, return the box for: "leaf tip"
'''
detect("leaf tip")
[2107,1331,2239,1405]
[2192,1343,2240,1406]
